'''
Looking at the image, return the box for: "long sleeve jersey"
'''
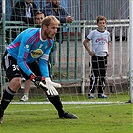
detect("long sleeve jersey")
[7,28,53,77]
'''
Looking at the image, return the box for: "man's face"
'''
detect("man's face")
[52,0,60,8]
[43,22,58,39]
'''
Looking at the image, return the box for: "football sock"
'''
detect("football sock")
[47,95,64,114]
[0,87,15,111]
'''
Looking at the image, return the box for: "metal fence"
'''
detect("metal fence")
[0,0,130,96]
[0,0,129,21]
[0,19,130,95]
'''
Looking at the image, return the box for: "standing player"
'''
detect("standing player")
[0,16,78,124]
[83,15,111,98]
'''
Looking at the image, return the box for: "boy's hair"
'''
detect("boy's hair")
[41,15,60,27]
[35,11,45,18]
[96,15,107,23]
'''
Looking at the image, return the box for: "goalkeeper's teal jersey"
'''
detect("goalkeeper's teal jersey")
[7,28,53,77]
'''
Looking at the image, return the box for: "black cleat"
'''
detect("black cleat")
[59,112,78,119]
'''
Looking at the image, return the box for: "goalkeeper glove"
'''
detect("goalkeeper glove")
[39,77,61,96]
[30,73,48,91]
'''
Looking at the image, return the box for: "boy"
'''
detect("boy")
[34,11,46,27]
[83,15,111,98]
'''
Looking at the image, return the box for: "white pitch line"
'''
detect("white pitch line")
[10,101,125,105]
[7,103,126,113]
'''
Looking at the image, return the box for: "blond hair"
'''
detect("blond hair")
[41,15,60,27]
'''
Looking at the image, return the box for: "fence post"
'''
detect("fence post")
[112,27,115,76]
[81,21,86,94]
[129,0,133,103]
[0,0,6,97]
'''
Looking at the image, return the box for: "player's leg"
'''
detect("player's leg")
[47,95,78,119]
[89,71,97,98]
[89,56,99,98]
[0,52,22,124]
[19,62,39,102]
[28,61,78,119]
[20,79,31,102]
[98,56,107,98]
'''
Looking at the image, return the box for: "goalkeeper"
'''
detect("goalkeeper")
[0,16,77,124]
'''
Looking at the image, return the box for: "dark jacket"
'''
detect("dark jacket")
[43,2,70,23]
[0,2,1,32]
[43,2,70,43]
[6,1,38,43]
[10,1,38,24]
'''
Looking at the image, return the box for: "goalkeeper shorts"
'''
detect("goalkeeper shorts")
[2,51,42,81]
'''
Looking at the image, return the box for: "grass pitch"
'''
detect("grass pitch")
[0,103,132,133]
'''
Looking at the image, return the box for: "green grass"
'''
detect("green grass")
[13,92,130,103]
[0,103,132,133]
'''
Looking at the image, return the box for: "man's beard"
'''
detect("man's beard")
[52,3,59,8]
[46,33,54,39]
